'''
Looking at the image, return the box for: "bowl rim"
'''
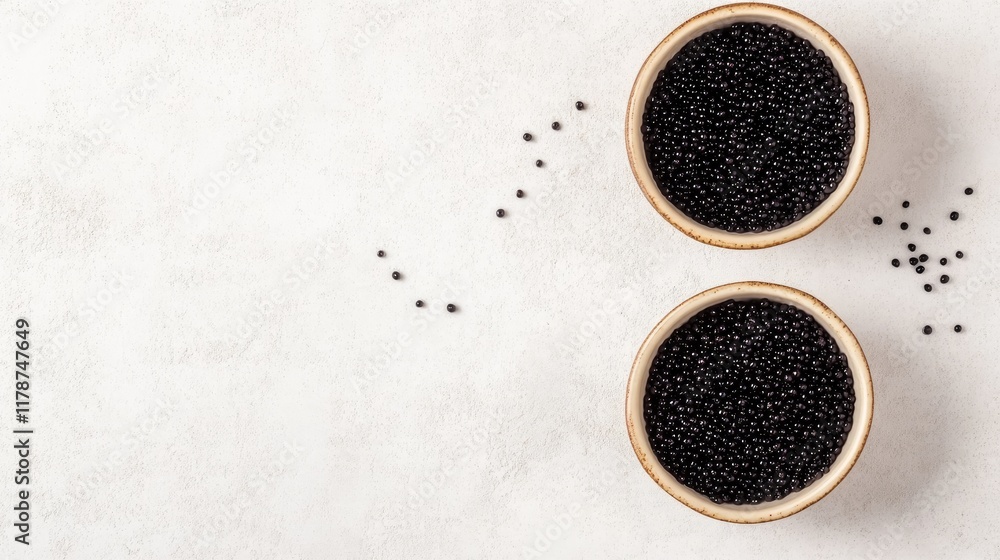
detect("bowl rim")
[625,281,874,523]
[625,2,871,249]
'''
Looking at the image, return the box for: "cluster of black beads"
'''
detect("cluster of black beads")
[643,299,854,504]
[642,23,855,232]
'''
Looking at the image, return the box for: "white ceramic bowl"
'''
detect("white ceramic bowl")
[625,3,870,249]
[625,281,873,523]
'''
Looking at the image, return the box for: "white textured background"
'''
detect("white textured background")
[1,0,999,558]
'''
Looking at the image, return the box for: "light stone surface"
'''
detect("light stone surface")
[1,0,998,558]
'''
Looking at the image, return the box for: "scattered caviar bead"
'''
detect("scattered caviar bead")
[954,325,963,333]
[872,216,883,225]
[940,258,948,265]
[644,299,853,504]
[535,159,543,167]
[908,244,916,252]
[641,23,854,233]
[950,211,959,221]
[909,257,918,266]
[919,254,928,263]
[956,251,965,259]
[916,265,925,274]
[415,300,424,307]
[551,121,561,130]
[392,271,401,280]
[523,133,532,141]
[940,275,950,284]
[965,187,974,195]
[516,189,524,198]
[901,222,909,230]
[924,284,932,292]
[923,227,931,234]
[891,258,900,267]
[902,200,910,208]
[575,101,585,110]
[377,250,385,258]
[446,304,456,313]
[496,209,505,218]
[923,325,933,335]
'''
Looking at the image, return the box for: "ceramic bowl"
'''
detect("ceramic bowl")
[625,281,873,523]
[625,3,870,249]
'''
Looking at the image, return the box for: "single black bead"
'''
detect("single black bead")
[950,211,959,221]
[954,325,963,333]
[908,257,918,266]
[923,325,933,335]
[965,187,974,195]
[377,250,385,258]
[956,251,964,259]
[900,222,909,230]
[940,275,950,284]
[551,121,561,130]
[523,133,532,141]
[872,216,882,225]
[924,284,932,292]
[908,244,916,252]
[575,101,585,110]
[923,227,931,234]
[919,254,928,263]
[496,209,506,218]
[891,258,900,268]
[516,189,524,198]
[415,300,424,307]
[902,200,910,208]
[392,271,401,280]
[940,258,948,266]
[535,159,543,167]
[916,265,925,274]
[446,303,457,313]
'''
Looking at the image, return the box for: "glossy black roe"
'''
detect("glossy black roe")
[950,211,959,221]
[891,259,900,267]
[901,222,909,230]
[872,216,882,225]
[643,298,854,505]
[576,101,585,110]
[954,325,963,333]
[641,23,855,233]
[523,133,532,141]
[923,325,933,335]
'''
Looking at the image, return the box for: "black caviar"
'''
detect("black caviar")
[643,298,854,504]
[535,159,543,167]
[641,23,854,233]
[523,133,532,141]
[965,187,974,195]
[924,284,932,292]
[575,101,585,110]
[908,244,916,252]
[446,304,457,313]
[516,189,524,198]
[954,325,963,333]
[908,257,918,266]
[496,209,506,218]
[902,200,910,208]
[956,251,964,259]
[551,121,561,130]
[940,258,948,266]
[391,271,401,280]
[377,250,385,258]
[891,258,900,267]
[872,216,882,225]
[415,300,424,308]
[950,211,959,221]
[901,222,908,230]
[923,227,931,235]
[940,275,950,284]
[923,325,933,335]
[916,265,925,274]
[919,254,928,263]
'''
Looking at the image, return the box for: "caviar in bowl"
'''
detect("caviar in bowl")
[625,3,869,249]
[625,282,873,523]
